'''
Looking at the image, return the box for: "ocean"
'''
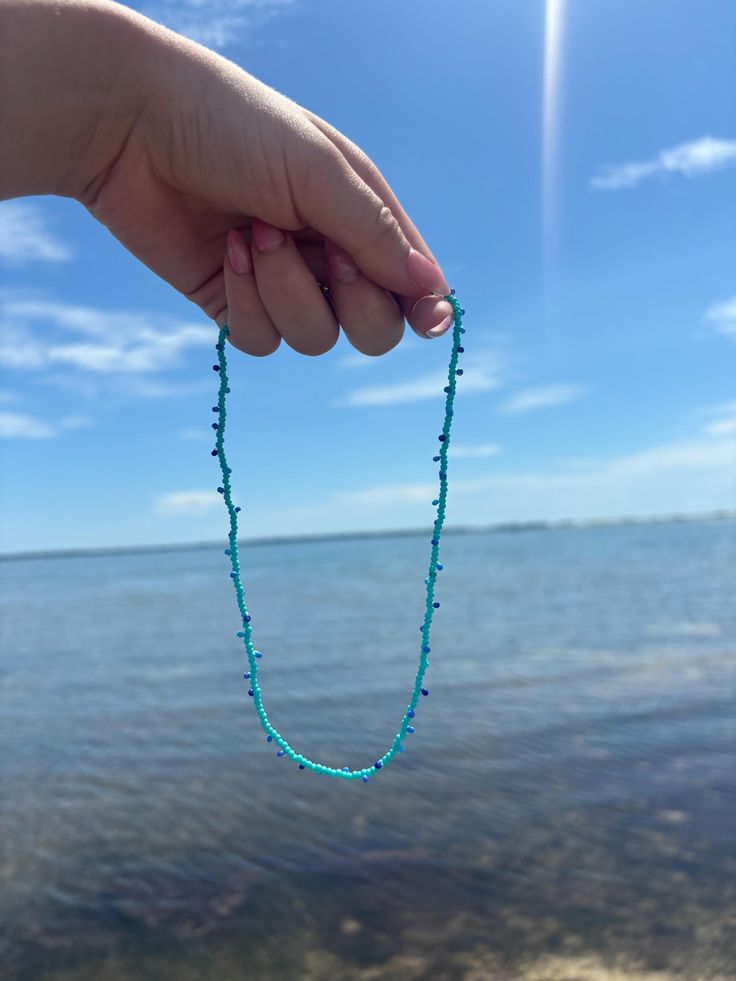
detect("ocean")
[1,518,734,980]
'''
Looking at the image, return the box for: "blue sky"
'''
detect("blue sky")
[1,0,734,553]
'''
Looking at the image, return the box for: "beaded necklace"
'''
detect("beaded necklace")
[210,288,465,781]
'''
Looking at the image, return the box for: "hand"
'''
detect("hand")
[0,1,455,358]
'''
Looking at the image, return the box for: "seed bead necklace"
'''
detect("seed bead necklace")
[210,288,465,781]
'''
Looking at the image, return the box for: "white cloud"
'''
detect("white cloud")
[329,432,734,518]
[705,295,736,340]
[498,384,585,415]
[335,352,503,408]
[448,442,501,459]
[0,201,72,265]
[0,297,213,374]
[155,490,222,516]
[0,411,94,439]
[178,427,209,441]
[142,0,297,49]
[706,417,736,437]
[0,411,56,439]
[590,136,736,190]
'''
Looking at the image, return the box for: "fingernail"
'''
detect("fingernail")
[328,245,359,284]
[424,315,453,338]
[227,229,252,274]
[252,218,285,253]
[407,248,449,294]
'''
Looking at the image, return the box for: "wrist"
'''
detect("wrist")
[0,0,155,202]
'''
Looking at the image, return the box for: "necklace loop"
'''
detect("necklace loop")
[211,289,465,781]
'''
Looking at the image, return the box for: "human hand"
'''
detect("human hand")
[0,1,454,358]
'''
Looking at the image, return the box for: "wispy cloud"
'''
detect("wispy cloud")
[0,411,56,439]
[331,432,734,515]
[0,202,72,265]
[155,490,222,516]
[334,352,503,408]
[448,442,501,459]
[498,384,584,415]
[590,136,736,190]
[705,295,736,340]
[701,399,736,437]
[0,297,213,374]
[142,0,297,50]
[178,427,209,441]
[0,411,91,439]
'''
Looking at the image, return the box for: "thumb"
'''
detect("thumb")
[294,139,451,300]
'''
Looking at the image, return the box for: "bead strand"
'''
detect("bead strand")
[212,290,465,780]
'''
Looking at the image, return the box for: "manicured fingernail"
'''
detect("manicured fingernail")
[227,229,252,274]
[407,248,449,293]
[251,218,285,253]
[424,315,452,338]
[328,245,359,284]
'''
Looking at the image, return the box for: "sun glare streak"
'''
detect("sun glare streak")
[542,0,567,279]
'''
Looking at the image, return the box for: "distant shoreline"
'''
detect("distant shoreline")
[0,510,733,562]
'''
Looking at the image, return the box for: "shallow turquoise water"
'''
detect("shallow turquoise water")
[1,519,734,979]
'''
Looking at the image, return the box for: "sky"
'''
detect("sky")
[1,0,734,553]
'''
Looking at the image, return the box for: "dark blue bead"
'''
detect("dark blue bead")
[211,449,218,456]
[407,725,415,734]
[226,468,232,474]
[457,346,464,353]
[299,764,306,769]
[212,423,219,430]
[243,614,251,623]
[212,406,218,412]
[254,650,263,658]
[224,548,231,555]
[230,571,238,578]
[433,455,440,462]
[234,506,241,513]
[225,387,231,393]
[439,471,446,479]
[422,645,430,653]
[213,364,220,371]
[431,538,438,545]
[456,369,463,376]
[243,671,250,679]
[437,563,444,570]
[438,434,446,442]
[449,287,455,295]
[236,631,245,638]
[408,709,415,718]
[248,688,254,697]
[421,687,430,696]
[277,750,286,757]
[460,308,466,315]
[362,774,369,782]
[266,735,273,742]
[432,499,439,505]
[217,487,224,494]
[459,327,465,333]
[443,386,450,393]
[374,761,383,770]
[342,767,350,773]
[433,602,440,608]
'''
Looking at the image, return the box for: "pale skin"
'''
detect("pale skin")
[0,0,455,358]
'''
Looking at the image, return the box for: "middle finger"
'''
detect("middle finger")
[250,217,339,356]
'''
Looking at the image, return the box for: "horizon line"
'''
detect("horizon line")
[0,510,733,562]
